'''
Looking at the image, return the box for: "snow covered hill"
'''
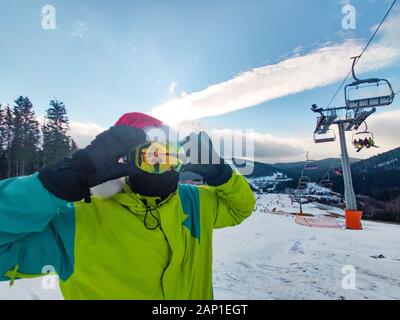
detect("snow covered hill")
[213,194,400,300]
[248,173,292,193]
[1,194,399,300]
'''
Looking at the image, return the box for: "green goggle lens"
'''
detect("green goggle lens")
[134,142,184,174]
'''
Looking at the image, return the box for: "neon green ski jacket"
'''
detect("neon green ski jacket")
[0,171,255,299]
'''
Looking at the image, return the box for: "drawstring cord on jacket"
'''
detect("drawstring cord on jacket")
[142,199,161,230]
[8,264,19,286]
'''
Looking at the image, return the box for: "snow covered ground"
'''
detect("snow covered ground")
[213,194,400,300]
[1,194,399,300]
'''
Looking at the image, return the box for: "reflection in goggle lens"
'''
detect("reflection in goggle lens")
[135,142,183,174]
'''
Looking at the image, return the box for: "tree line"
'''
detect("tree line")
[0,96,77,180]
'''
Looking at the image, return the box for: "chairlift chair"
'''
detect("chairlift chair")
[345,56,395,109]
[304,152,319,170]
[351,121,379,152]
[314,129,336,143]
[321,179,334,189]
[333,167,342,176]
[299,176,310,183]
[304,162,318,170]
[297,184,306,190]
[320,173,334,189]
[298,175,310,189]
[311,106,337,143]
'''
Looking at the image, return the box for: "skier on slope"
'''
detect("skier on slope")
[0,112,255,299]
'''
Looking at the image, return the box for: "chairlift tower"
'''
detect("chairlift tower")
[311,56,395,219]
[311,104,376,212]
[337,121,356,210]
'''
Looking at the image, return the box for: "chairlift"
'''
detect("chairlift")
[333,167,342,176]
[314,129,336,144]
[299,176,310,183]
[304,152,319,170]
[298,175,310,189]
[297,184,306,190]
[311,105,338,143]
[345,56,395,109]
[320,174,333,189]
[305,162,318,170]
[321,180,334,189]
[351,121,379,152]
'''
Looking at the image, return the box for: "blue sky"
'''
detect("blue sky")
[0,0,399,162]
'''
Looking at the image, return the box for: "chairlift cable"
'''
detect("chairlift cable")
[305,128,317,165]
[319,157,339,185]
[325,0,397,109]
[357,0,397,60]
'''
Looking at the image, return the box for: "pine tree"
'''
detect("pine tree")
[0,104,4,178]
[11,96,40,176]
[0,104,4,153]
[42,99,76,164]
[2,105,14,178]
[70,139,78,153]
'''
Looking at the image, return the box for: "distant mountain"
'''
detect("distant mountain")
[333,147,400,197]
[272,158,360,181]
[184,149,400,199]
[241,160,290,178]
[244,148,400,223]
[246,149,400,195]
[180,159,290,181]
[351,147,400,175]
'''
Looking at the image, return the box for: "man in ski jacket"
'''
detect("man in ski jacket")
[0,112,255,299]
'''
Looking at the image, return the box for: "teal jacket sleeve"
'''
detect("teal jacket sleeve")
[0,173,75,282]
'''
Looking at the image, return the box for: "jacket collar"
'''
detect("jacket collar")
[110,182,176,211]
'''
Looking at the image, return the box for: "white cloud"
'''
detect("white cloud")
[66,20,89,38]
[63,12,400,161]
[213,129,308,163]
[168,81,178,95]
[69,121,104,148]
[217,108,400,163]
[170,103,400,163]
[363,108,400,151]
[340,0,351,6]
[34,115,103,149]
[169,120,309,163]
[250,108,400,163]
[64,104,400,163]
[150,13,400,124]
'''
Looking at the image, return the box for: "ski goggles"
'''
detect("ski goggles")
[132,141,184,174]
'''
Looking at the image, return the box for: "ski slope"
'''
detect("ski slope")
[213,194,400,300]
[1,194,399,300]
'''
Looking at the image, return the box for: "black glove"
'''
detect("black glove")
[39,125,147,202]
[181,131,232,186]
